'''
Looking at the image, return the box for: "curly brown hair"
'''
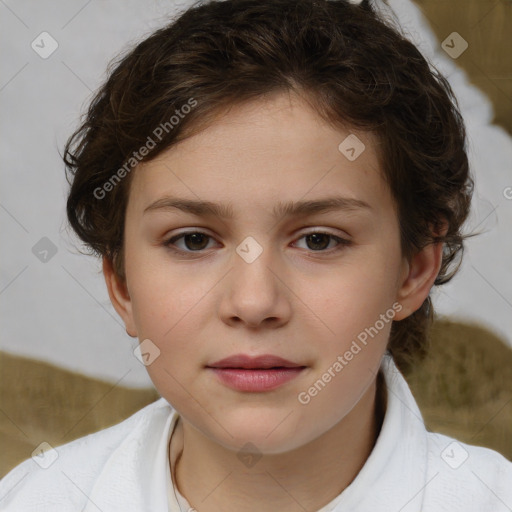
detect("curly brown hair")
[64,0,475,373]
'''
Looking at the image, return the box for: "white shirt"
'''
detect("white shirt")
[1,354,511,511]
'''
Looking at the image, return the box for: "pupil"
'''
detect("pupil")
[307,233,329,250]
[185,233,208,250]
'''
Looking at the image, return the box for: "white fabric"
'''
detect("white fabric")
[1,354,511,511]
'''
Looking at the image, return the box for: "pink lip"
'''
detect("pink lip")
[206,354,306,392]
[207,354,303,369]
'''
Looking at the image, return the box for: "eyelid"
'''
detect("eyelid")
[295,226,351,239]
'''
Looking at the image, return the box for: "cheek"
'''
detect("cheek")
[299,259,399,348]
[128,270,215,388]
[128,260,202,338]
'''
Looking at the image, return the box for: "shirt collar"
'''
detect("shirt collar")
[330,353,429,511]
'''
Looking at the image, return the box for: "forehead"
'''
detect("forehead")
[127,92,392,218]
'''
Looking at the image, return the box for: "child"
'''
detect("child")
[1,0,511,510]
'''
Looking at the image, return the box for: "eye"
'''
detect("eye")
[292,231,351,252]
[163,229,351,255]
[164,231,216,253]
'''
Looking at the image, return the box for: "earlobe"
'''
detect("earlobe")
[102,256,138,338]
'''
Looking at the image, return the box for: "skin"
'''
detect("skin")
[103,91,445,512]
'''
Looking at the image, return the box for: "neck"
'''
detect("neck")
[173,373,385,512]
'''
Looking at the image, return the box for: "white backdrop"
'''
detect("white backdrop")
[1,0,511,388]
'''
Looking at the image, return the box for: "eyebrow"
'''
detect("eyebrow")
[143,195,372,219]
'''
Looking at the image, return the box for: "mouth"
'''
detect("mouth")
[206,353,305,369]
[206,354,307,391]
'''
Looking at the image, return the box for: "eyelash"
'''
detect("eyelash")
[163,230,352,256]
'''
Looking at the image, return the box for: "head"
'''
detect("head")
[64,0,473,453]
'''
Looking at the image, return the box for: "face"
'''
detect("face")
[105,92,435,455]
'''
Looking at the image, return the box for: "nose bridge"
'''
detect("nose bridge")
[219,233,291,327]
[232,233,279,292]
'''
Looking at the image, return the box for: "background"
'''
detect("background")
[0,0,511,475]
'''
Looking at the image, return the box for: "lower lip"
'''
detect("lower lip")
[208,367,305,392]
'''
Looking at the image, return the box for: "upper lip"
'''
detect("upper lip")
[207,354,305,369]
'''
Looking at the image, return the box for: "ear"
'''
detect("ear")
[102,256,138,337]
[393,222,448,321]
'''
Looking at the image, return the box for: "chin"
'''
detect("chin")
[215,430,309,456]
[204,412,316,455]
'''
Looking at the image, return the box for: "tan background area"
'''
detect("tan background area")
[1,0,512,477]
[414,0,512,135]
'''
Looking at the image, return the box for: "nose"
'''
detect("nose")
[218,241,292,329]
